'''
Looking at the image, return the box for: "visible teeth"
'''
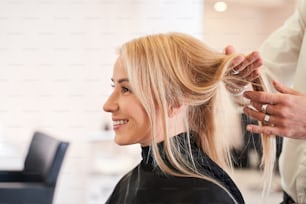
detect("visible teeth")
[113,120,128,125]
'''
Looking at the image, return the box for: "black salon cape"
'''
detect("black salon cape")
[106,133,245,204]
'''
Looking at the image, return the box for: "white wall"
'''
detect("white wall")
[0,0,204,203]
[204,0,296,52]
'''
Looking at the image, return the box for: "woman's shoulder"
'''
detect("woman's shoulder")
[105,164,140,204]
[190,148,244,203]
[107,174,237,204]
[169,176,238,203]
[141,180,237,204]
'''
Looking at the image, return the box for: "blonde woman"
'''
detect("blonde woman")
[103,33,275,204]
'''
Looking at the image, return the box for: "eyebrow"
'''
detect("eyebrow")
[111,78,129,84]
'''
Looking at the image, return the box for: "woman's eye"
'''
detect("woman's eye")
[121,87,130,93]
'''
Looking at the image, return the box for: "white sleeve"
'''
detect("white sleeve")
[259,1,305,92]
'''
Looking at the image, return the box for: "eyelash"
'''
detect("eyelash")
[121,87,130,93]
[111,84,131,93]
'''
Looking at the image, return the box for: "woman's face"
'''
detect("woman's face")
[103,57,152,146]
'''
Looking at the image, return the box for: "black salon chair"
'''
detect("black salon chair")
[0,131,69,204]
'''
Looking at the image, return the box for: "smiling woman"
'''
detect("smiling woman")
[103,32,275,204]
[103,60,152,146]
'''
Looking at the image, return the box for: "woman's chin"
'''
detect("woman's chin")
[114,137,131,146]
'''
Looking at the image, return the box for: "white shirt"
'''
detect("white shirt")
[259,0,306,202]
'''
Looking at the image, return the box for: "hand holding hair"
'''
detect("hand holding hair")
[243,80,306,139]
[224,45,263,95]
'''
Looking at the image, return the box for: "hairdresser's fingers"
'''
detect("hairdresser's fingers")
[237,58,262,79]
[228,52,262,87]
[250,101,279,116]
[233,68,260,87]
[243,106,276,125]
[229,56,245,74]
[273,80,303,96]
[243,91,281,105]
[225,45,236,55]
[246,124,279,136]
[247,123,306,140]
[234,51,262,73]
[245,69,260,82]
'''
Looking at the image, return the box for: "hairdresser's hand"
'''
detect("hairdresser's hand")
[243,80,306,139]
[225,45,263,86]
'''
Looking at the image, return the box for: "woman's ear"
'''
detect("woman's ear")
[167,104,187,136]
[168,104,186,118]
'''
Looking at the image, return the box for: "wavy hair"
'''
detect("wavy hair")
[118,32,275,202]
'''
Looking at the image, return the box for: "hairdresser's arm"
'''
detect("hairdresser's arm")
[243,80,306,139]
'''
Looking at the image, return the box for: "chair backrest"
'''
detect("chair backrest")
[23,131,69,186]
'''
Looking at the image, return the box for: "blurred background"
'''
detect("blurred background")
[0,0,297,203]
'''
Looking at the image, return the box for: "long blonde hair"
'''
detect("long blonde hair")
[119,32,275,201]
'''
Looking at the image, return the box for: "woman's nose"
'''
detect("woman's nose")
[103,93,119,113]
